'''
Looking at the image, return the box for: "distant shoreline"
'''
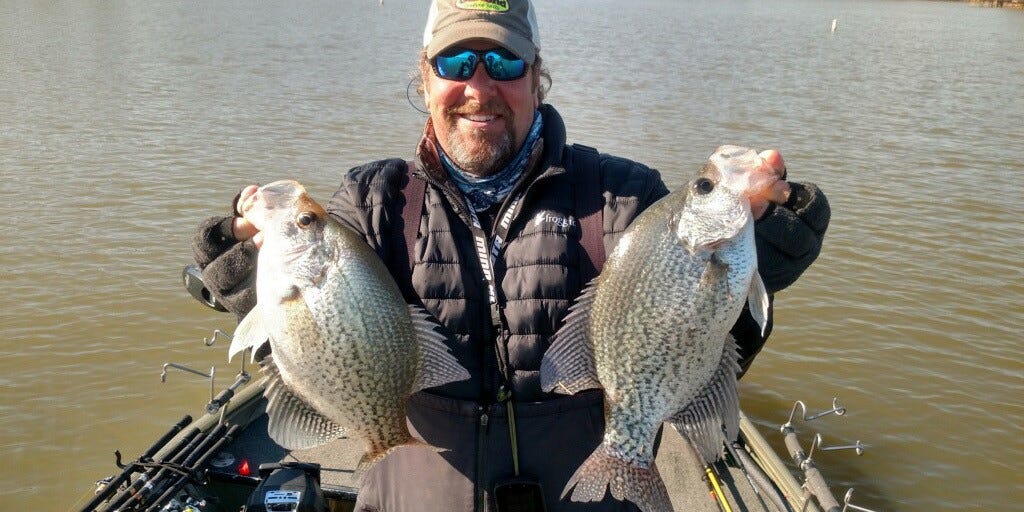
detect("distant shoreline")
[965,0,1024,8]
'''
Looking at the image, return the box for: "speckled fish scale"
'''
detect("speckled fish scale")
[542,146,772,512]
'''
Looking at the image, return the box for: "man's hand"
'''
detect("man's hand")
[232,184,264,248]
[751,149,792,220]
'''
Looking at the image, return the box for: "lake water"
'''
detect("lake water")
[1,1,1022,510]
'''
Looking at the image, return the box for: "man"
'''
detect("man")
[192,1,829,510]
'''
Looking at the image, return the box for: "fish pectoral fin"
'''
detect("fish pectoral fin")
[540,279,601,395]
[262,357,347,450]
[747,272,770,336]
[701,254,731,296]
[668,335,741,464]
[229,308,271,363]
[408,305,471,392]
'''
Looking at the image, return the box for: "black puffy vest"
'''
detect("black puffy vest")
[326,105,669,402]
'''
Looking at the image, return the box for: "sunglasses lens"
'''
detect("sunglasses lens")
[481,51,524,80]
[435,50,478,81]
[434,48,526,82]
[483,50,526,81]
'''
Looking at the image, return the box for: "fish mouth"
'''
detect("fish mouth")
[257,180,306,206]
[707,146,779,198]
[744,172,780,201]
[237,180,303,215]
[236,185,260,217]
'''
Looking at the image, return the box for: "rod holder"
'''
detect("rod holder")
[160,363,216,403]
[783,397,846,433]
[842,488,880,512]
[203,329,232,347]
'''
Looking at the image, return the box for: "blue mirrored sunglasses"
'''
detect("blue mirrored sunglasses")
[431,47,527,82]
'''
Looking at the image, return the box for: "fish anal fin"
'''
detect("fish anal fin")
[563,445,672,512]
[262,357,346,450]
[748,273,770,336]
[668,335,742,464]
[541,279,601,394]
[408,305,470,392]
[229,308,270,362]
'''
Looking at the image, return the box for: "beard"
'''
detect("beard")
[442,101,516,177]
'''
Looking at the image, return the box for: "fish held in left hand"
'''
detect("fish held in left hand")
[541,146,774,512]
[226,180,469,474]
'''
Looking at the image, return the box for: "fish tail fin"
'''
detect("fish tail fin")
[564,445,673,512]
[669,335,741,463]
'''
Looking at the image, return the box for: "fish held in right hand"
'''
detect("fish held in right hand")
[228,180,469,474]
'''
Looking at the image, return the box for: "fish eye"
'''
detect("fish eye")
[297,212,317,227]
[692,178,715,195]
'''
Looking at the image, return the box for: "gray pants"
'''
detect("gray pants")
[355,390,643,512]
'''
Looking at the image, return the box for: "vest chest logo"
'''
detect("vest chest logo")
[534,212,576,229]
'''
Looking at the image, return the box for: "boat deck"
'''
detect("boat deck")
[220,385,799,512]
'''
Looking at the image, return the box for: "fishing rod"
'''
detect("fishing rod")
[141,423,242,511]
[112,422,230,511]
[780,399,873,512]
[703,461,735,512]
[77,415,193,512]
[783,431,840,512]
[675,428,736,512]
[725,439,793,512]
[101,426,205,511]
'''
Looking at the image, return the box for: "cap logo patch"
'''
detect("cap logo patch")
[456,0,509,12]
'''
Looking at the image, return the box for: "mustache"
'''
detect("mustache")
[445,101,512,117]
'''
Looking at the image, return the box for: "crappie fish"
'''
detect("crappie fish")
[541,146,774,512]
[228,180,469,473]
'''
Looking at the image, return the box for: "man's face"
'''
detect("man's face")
[423,39,539,177]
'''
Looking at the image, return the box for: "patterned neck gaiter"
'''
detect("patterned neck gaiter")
[439,110,543,212]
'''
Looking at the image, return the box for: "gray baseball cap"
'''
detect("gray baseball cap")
[423,0,541,64]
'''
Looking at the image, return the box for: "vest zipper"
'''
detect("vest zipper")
[475,406,490,512]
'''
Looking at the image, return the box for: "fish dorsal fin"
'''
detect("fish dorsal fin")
[667,334,742,463]
[229,308,270,363]
[261,356,347,450]
[747,272,769,336]
[540,278,601,395]
[408,304,471,392]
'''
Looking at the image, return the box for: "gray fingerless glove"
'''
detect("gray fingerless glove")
[754,182,830,293]
[191,216,258,319]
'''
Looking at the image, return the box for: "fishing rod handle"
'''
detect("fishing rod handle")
[103,427,202,511]
[803,465,840,512]
[782,428,807,465]
[77,417,193,512]
[141,424,242,512]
